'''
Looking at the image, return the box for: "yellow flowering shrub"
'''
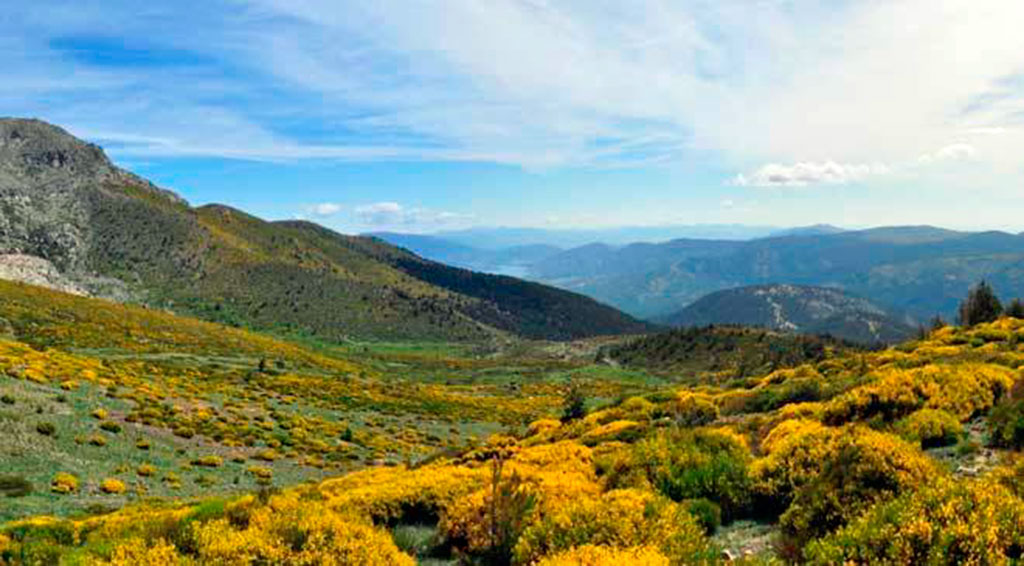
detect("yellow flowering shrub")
[527,418,562,438]
[620,396,656,420]
[604,427,752,521]
[580,420,642,446]
[51,472,80,494]
[189,495,415,566]
[895,408,962,448]
[823,363,1015,424]
[667,392,720,426]
[512,489,716,566]
[319,462,487,523]
[100,479,128,494]
[99,538,181,566]
[441,441,600,553]
[756,425,938,549]
[805,477,1024,565]
[536,544,671,566]
[191,455,224,468]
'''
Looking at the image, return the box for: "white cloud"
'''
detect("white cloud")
[734,161,891,188]
[354,202,404,225]
[309,202,342,217]
[352,202,473,228]
[5,0,1024,179]
[244,0,1024,172]
[917,143,978,164]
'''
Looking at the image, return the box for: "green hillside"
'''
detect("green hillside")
[0,118,648,342]
[602,325,855,384]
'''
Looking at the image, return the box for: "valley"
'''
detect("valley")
[3,119,1024,565]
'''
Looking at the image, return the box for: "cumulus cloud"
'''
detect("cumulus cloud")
[734,141,986,188]
[353,202,472,228]
[354,202,404,225]
[733,161,891,188]
[309,202,342,217]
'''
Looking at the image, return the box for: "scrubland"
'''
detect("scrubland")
[4,279,1024,564]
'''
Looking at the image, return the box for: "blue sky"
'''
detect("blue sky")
[4,1,1024,233]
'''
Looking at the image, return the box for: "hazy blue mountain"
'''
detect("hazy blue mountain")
[366,232,561,277]
[526,226,1024,321]
[433,224,781,249]
[658,284,917,344]
[768,224,847,238]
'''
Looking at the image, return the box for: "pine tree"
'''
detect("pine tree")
[561,380,587,423]
[958,280,1003,327]
[1006,298,1024,319]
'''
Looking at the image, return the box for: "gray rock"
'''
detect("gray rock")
[0,118,187,299]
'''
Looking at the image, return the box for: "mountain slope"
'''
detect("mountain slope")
[659,284,916,343]
[602,325,852,380]
[527,227,1024,320]
[0,118,648,341]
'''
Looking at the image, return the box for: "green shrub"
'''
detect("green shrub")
[664,393,720,427]
[684,498,722,535]
[561,381,587,423]
[0,474,33,497]
[770,426,937,552]
[100,421,122,434]
[805,478,1024,565]
[35,422,57,436]
[606,427,752,522]
[988,397,1024,449]
[0,394,14,405]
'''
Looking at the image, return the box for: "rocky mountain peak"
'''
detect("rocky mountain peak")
[0,118,114,180]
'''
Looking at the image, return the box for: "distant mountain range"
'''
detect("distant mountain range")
[364,232,560,277]
[375,223,1024,328]
[430,224,791,249]
[526,226,1024,321]
[0,118,649,341]
[658,284,917,344]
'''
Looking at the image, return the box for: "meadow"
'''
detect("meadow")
[5,278,1024,564]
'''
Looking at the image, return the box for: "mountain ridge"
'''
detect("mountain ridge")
[658,283,917,344]
[0,117,649,341]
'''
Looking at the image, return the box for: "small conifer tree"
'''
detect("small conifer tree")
[958,281,1003,327]
[1006,298,1024,319]
[561,381,586,423]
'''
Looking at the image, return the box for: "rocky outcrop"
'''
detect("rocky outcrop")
[0,254,88,295]
[0,118,188,296]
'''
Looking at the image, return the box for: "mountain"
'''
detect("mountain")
[0,118,648,341]
[366,231,561,277]
[767,224,846,238]
[526,226,1024,320]
[658,284,917,344]
[434,224,781,249]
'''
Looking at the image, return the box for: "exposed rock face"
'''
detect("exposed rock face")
[0,118,188,295]
[0,254,89,295]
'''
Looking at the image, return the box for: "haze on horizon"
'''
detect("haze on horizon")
[4,1,1024,235]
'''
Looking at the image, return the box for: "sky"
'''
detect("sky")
[3,1,1024,234]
